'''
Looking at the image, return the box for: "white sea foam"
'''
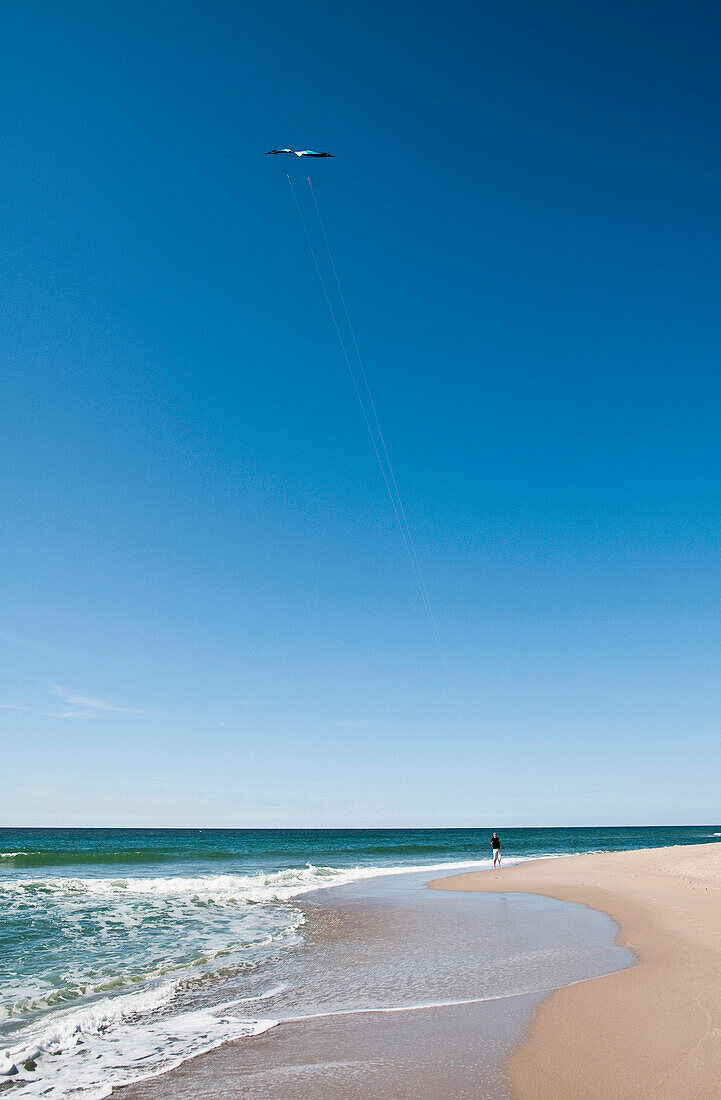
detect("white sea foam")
[3,985,278,1098]
[3,858,489,904]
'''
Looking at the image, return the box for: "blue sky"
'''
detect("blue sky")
[2,0,721,826]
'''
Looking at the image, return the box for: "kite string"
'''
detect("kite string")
[287,172,463,725]
[306,176,448,660]
[306,176,461,686]
[286,173,426,602]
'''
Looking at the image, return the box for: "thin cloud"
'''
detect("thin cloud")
[50,685,142,714]
[0,704,90,721]
[3,686,228,728]
[51,684,230,728]
[1,701,104,719]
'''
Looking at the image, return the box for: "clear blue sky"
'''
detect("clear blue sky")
[2,0,720,827]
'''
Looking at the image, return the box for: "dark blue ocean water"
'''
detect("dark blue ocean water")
[1,825,718,1097]
[2,823,718,874]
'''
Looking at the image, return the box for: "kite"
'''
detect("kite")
[266,149,334,158]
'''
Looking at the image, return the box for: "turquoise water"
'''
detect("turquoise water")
[1,825,718,1096]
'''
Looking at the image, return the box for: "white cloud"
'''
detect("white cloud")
[2,686,228,728]
[50,685,142,714]
[1,701,105,719]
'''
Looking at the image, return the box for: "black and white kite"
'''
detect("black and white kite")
[266,149,334,158]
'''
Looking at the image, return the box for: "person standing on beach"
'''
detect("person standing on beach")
[491,832,501,868]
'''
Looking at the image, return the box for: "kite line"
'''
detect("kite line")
[305,177,448,658]
[285,171,460,713]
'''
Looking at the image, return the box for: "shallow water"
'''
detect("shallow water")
[277,870,634,1018]
[118,869,635,1100]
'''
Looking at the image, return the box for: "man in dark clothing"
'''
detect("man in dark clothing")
[491,832,501,868]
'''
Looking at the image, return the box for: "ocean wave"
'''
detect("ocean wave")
[1,946,272,1021]
[0,843,483,870]
[1,858,488,903]
[0,847,242,869]
[1,904,303,1020]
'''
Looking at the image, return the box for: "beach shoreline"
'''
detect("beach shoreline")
[7,830,719,1098]
[112,866,629,1099]
[429,841,721,1098]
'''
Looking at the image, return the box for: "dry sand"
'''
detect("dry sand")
[429,842,721,1099]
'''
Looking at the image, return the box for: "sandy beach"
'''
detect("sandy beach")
[430,841,721,1099]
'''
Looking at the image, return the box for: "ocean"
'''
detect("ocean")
[1,825,719,1097]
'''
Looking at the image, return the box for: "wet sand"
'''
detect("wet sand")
[430,842,721,1099]
[115,869,629,1099]
[115,995,544,1100]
